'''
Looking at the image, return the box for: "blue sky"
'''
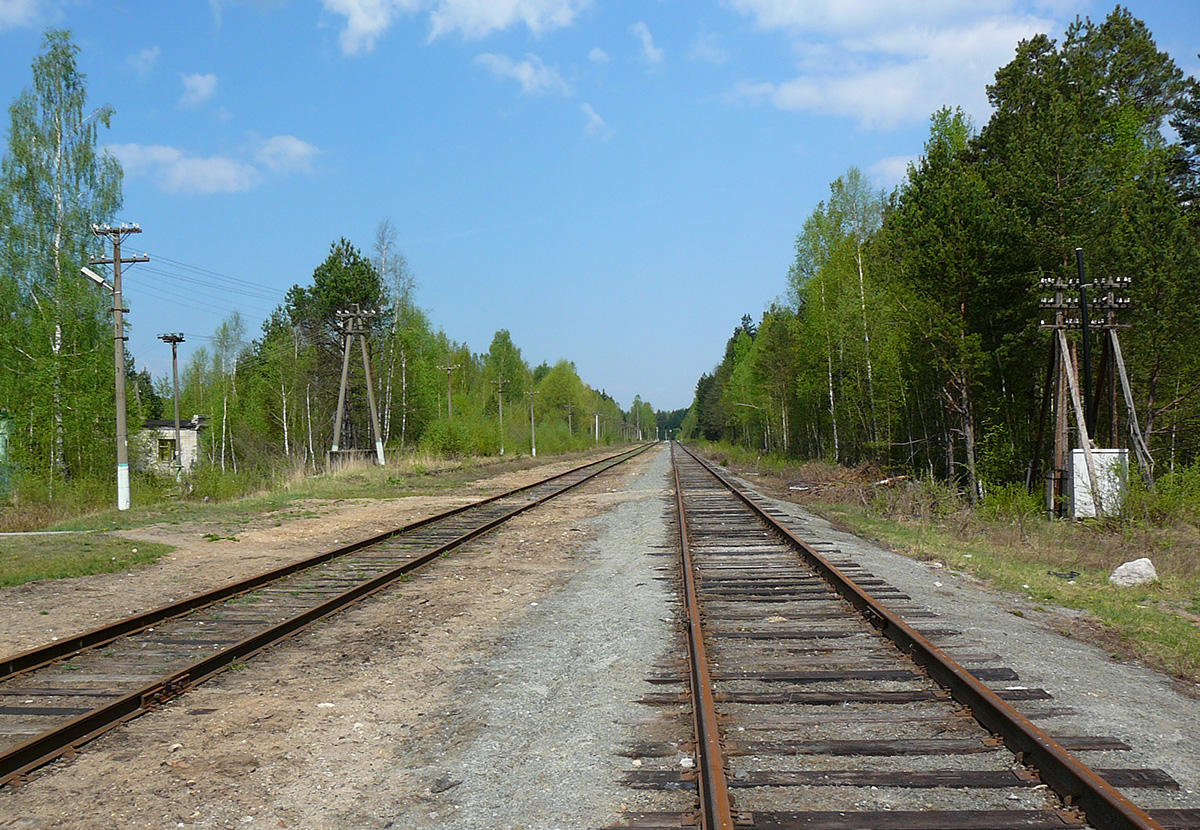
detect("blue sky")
[2,0,1198,411]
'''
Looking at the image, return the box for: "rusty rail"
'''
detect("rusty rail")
[676,442,1167,830]
[0,443,654,786]
[671,443,737,830]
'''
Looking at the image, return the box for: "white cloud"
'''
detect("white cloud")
[180,73,219,107]
[869,154,915,189]
[476,53,570,95]
[322,0,418,55]
[128,46,161,77]
[588,46,610,63]
[725,2,1055,129]
[256,135,320,172]
[321,0,589,54]
[109,144,260,195]
[428,0,591,40]
[581,103,612,138]
[0,0,42,30]
[630,21,663,63]
[727,0,1027,35]
[690,30,727,65]
[109,135,320,195]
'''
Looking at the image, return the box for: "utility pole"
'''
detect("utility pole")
[158,333,185,477]
[87,224,148,511]
[529,388,540,457]
[1033,251,1151,518]
[492,372,505,456]
[438,363,460,421]
[331,305,385,466]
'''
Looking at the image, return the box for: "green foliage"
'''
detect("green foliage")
[1123,462,1200,524]
[686,9,1200,499]
[980,482,1042,521]
[0,29,124,497]
[184,464,266,503]
[0,33,657,525]
[419,416,492,457]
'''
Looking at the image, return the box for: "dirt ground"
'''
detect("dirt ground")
[0,454,610,656]
[0,451,658,828]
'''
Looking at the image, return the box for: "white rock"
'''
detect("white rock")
[1109,558,1158,588]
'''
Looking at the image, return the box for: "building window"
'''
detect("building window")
[158,438,177,462]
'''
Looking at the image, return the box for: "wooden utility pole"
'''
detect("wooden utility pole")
[331,305,385,466]
[158,333,185,476]
[88,224,148,511]
[1032,249,1152,517]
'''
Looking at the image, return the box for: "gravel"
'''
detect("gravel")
[3,446,1197,829]
[741,473,1200,811]
[391,446,688,828]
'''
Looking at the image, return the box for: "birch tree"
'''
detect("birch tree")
[0,29,122,490]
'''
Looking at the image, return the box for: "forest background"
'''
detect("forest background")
[0,30,659,523]
[682,7,1200,510]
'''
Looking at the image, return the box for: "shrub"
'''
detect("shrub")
[981,481,1041,521]
[1123,462,1200,524]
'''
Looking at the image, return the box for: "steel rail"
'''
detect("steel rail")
[2,445,647,681]
[677,442,1166,830]
[670,444,737,830]
[0,443,654,787]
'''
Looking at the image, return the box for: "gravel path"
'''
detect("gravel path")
[393,443,686,829]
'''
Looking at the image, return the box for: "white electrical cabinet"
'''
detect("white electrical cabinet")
[1067,448,1128,519]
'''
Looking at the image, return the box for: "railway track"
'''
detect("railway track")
[613,443,1200,830]
[0,443,653,787]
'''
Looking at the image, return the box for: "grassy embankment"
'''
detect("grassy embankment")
[0,448,604,589]
[697,442,1200,687]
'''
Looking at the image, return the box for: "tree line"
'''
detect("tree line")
[0,30,657,503]
[684,8,1200,499]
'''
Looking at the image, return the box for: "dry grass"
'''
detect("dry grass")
[0,501,77,534]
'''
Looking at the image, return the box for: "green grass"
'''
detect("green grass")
[0,533,172,588]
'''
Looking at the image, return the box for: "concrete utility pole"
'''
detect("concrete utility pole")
[87,224,148,511]
[158,333,185,476]
[529,388,540,458]
[492,372,505,456]
[438,363,460,421]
